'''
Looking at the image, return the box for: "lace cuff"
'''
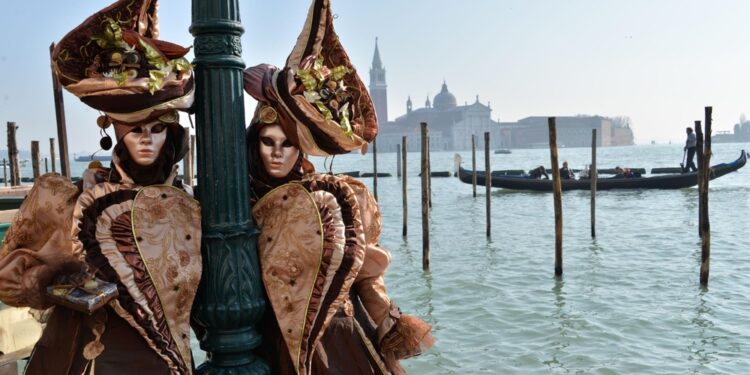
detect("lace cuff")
[378,302,435,360]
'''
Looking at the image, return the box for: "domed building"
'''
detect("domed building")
[432,82,457,110]
[369,41,498,152]
[368,41,634,152]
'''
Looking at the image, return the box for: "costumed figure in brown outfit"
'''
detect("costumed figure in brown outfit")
[0,0,201,373]
[244,1,434,374]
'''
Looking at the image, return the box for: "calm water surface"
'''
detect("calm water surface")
[61,143,750,373]
[311,143,750,374]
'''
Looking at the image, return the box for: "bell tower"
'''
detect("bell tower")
[369,38,388,124]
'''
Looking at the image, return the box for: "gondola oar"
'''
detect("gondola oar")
[679,148,687,172]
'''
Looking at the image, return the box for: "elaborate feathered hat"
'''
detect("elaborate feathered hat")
[51,0,193,153]
[243,0,379,156]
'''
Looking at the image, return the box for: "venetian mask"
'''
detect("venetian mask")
[259,124,300,178]
[122,121,168,166]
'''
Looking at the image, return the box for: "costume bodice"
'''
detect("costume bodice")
[0,173,202,374]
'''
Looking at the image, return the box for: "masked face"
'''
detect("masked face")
[259,124,300,178]
[122,121,168,166]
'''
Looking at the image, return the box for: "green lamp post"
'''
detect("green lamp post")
[190,1,269,373]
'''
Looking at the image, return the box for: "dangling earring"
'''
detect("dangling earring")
[97,115,113,150]
[99,128,113,150]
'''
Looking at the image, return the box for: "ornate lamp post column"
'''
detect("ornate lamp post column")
[190,1,269,373]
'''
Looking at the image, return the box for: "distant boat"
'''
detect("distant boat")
[74,154,112,162]
[494,149,512,154]
[361,172,392,178]
[418,171,452,177]
[526,143,565,149]
[0,159,29,167]
[456,150,747,191]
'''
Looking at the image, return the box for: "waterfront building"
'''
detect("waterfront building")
[713,119,750,143]
[370,42,498,152]
[369,41,635,152]
[498,116,635,148]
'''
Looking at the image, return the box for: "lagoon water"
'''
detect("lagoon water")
[307,143,750,374]
[38,143,750,373]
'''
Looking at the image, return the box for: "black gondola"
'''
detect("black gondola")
[457,150,746,191]
[74,154,112,162]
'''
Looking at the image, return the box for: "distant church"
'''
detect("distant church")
[369,40,634,152]
[369,39,497,152]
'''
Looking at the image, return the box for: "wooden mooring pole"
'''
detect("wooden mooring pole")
[45,158,49,173]
[49,138,57,173]
[373,138,378,201]
[484,132,491,238]
[695,120,703,238]
[31,141,41,180]
[183,127,193,186]
[7,122,20,186]
[591,129,597,238]
[427,136,432,208]
[402,137,408,237]
[396,143,401,178]
[2,159,6,187]
[50,43,71,178]
[421,123,430,270]
[472,134,477,198]
[548,117,563,276]
[699,107,712,285]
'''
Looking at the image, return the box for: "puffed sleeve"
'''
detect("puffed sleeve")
[355,243,392,325]
[340,176,391,324]
[340,176,434,360]
[0,174,83,309]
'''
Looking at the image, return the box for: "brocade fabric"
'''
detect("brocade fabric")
[253,173,432,375]
[0,170,201,375]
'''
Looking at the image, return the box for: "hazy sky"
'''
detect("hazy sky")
[1,0,748,154]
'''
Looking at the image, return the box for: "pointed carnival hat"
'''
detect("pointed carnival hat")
[51,0,193,155]
[243,0,379,156]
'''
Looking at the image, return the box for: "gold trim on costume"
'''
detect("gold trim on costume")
[255,182,325,374]
[131,184,199,368]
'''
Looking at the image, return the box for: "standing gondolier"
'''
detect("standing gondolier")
[683,127,698,172]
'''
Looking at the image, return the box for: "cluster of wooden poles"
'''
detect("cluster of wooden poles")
[373,123,434,271]
[382,111,715,286]
[2,44,73,188]
[547,110,712,285]
[3,122,62,186]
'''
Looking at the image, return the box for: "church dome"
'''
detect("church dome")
[433,81,457,110]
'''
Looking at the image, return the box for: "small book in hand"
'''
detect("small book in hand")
[46,277,119,315]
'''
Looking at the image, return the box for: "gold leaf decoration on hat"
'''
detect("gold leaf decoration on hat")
[52,0,195,126]
[91,19,126,49]
[297,56,354,138]
[242,0,378,157]
[88,17,191,95]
